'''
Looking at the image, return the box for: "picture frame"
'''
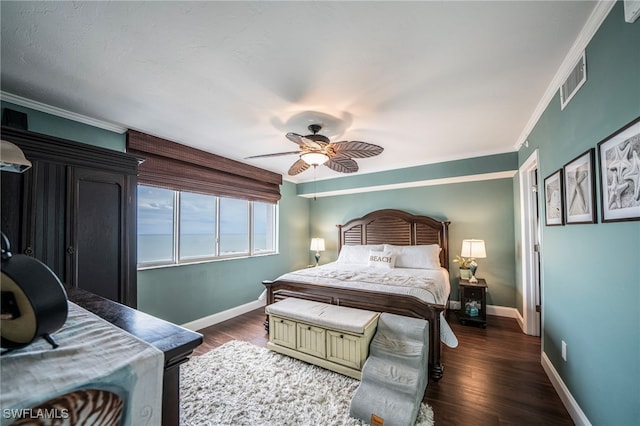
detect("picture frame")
[543,169,564,226]
[563,148,596,224]
[597,116,640,222]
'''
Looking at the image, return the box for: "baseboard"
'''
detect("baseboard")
[541,352,592,426]
[181,299,266,331]
[486,305,519,318]
[448,301,520,320]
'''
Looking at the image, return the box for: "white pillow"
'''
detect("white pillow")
[383,244,441,269]
[367,250,396,269]
[336,244,384,264]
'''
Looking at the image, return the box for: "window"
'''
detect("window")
[179,192,216,260]
[137,186,175,264]
[253,201,276,254]
[219,197,249,255]
[137,185,277,267]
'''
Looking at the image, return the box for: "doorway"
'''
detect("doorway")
[519,150,541,336]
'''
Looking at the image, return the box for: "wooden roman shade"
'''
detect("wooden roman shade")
[127,130,282,203]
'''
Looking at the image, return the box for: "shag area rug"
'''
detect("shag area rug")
[180,340,434,426]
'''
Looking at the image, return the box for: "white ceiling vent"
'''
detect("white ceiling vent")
[624,0,640,23]
[560,52,586,110]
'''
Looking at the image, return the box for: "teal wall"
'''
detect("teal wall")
[517,4,639,424]
[1,101,125,151]
[307,177,517,307]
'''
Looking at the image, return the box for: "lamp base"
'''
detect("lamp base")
[469,263,479,283]
[314,252,320,267]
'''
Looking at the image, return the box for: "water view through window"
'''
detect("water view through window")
[137,185,277,266]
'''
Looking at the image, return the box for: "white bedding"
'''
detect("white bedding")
[275,262,451,306]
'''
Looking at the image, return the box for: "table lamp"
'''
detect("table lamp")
[461,239,486,283]
[310,238,325,266]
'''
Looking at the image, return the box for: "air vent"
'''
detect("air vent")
[560,52,586,110]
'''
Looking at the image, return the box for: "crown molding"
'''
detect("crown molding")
[0,91,127,134]
[298,170,517,198]
[513,1,616,151]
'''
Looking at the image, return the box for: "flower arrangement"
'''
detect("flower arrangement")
[453,255,476,269]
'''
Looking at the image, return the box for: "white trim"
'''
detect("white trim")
[519,150,541,337]
[0,91,127,134]
[299,170,517,198]
[486,305,519,319]
[513,1,615,150]
[181,299,265,331]
[541,352,592,426]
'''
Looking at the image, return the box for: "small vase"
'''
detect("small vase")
[460,268,471,280]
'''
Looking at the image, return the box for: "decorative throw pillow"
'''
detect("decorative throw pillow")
[337,244,384,264]
[367,250,396,269]
[383,244,441,269]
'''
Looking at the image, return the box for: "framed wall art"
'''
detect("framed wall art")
[563,148,596,224]
[544,169,564,226]
[597,116,640,222]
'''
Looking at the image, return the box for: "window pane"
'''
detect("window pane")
[137,186,174,263]
[180,192,216,260]
[219,197,248,255]
[253,202,275,253]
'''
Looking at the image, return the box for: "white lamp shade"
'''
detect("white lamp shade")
[461,239,486,258]
[310,238,325,251]
[301,152,329,166]
[0,140,32,173]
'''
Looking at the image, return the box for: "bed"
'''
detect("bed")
[262,209,454,380]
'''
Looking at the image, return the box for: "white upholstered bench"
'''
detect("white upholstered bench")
[265,298,379,379]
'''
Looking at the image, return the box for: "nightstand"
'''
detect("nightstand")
[459,278,487,327]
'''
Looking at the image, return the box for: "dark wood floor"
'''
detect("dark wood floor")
[193,309,573,426]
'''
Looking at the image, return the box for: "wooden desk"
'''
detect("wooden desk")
[67,288,203,426]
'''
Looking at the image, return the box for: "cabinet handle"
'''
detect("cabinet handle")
[66,246,75,255]
[307,326,311,330]
[339,334,344,339]
[24,247,33,256]
[279,319,284,323]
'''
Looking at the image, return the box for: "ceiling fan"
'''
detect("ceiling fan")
[246,124,383,176]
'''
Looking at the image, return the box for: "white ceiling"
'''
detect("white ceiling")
[1,1,598,183]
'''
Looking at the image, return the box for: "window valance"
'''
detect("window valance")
[126,130,281,203]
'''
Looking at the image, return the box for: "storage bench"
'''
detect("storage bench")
[265,298,380,379]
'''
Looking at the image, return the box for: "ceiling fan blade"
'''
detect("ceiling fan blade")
[325,157,359,173]
[288,158,310,176]
[329,141,384,159]
[286,133,324,150]
[245,151,301,159]
[300,137,323,151]
[286,132,305,145]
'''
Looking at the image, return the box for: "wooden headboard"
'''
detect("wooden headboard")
[337,209,451,270]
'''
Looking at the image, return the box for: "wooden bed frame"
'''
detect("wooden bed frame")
[262,209,451,380]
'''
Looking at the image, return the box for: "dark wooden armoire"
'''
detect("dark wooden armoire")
[1,126,139,307]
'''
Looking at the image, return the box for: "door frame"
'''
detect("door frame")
[519,150,541,336]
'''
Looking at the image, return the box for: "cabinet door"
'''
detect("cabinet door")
[297,323,326,358]
[68,167,135,306]
[1,160,67,282]
[270,316,297,349]
[326,330,363,369]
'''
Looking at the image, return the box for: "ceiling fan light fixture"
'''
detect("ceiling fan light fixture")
[301,152,329,166]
